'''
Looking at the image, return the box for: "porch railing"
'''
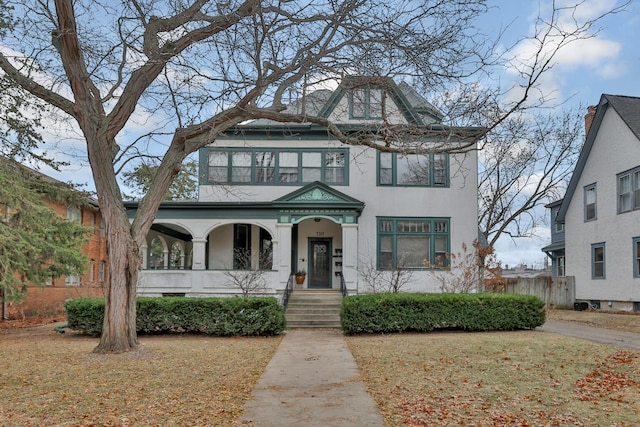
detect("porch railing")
[282,273,295,309]
[339,272,348,297]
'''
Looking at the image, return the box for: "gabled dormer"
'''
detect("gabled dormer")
[318,76,443,126]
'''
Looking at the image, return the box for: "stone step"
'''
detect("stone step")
[286,307,341,315]
[285,290,343,328]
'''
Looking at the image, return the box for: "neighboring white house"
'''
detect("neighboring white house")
[554,95,640,311]
[125,76,483,298]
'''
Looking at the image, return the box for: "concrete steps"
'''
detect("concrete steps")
[285,289,343,328]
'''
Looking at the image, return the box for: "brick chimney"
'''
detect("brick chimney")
[584,105,597,137]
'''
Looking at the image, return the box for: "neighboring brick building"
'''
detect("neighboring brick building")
[1,169,108,320]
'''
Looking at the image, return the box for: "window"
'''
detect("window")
[89,260,95,282]
[554,209,564,232]
[99,218,106,236]
[255,151,276,183]
[617,167,640,213]
[205,148,348,185]
[591,243,605,279]
[584,184,597,221]
[557,256,565,277]
[65,273,79,286]
[99,261,106,282]
[67,206,81,223]
[378,152,449,187]
[350,87,383,119]
[377,217,450,269]
[634,237,640,278]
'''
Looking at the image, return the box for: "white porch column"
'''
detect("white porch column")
[140,244,148,269]
[341,223,359,293]
[191,238,207,271]
[162,249,169,269]
[276,223,293,287]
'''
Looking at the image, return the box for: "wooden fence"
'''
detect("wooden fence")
[499,276,576,308]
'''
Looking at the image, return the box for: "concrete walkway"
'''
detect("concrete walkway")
[239,321,640,426]
[239,328,385,427]
[539,320,640,350]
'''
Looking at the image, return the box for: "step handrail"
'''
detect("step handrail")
[339,272,348,297]
[282,273,295,309]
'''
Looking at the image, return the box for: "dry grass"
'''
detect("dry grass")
[0,324,282,426]
[346,331,640,426]
[1,309,639,426]
[547,308,640,334]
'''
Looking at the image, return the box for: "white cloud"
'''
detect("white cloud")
[597,62,629,79]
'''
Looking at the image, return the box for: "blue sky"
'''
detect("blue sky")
[30,0,640,268]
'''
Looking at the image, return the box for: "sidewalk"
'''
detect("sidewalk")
[239,328,385,427]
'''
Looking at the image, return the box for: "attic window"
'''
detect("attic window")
[350,87,383,119]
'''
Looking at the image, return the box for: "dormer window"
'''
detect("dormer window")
[350,87,383,119]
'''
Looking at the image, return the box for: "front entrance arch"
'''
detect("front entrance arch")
[308,238,332,288]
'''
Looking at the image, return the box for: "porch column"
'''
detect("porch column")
[341,223,359,292]
[140,243,148,269]
[276,223,293,286]
[191,238,207,271]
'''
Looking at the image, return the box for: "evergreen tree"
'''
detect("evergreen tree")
[0,156,90,302]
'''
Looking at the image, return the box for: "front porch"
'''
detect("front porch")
[128,182,364,298]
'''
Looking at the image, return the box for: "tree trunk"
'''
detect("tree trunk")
[88,131,141,354]
[93,223,139,353]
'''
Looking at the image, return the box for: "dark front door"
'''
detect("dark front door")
[308,238,332,288]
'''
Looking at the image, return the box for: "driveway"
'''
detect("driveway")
[539,320,640,350]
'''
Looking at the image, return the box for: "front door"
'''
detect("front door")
[308,238,332,288]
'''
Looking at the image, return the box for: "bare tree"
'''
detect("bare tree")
[0,0,623,352]
[478,108,585,248]
[359,257,413,293]
[428,240,502,293]
[224,249,270,297]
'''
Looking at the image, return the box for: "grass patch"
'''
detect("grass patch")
[346,331,640,426]
[0,324,282,426]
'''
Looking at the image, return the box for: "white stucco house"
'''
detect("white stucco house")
[553,94,640,311]
[125,76,483,299]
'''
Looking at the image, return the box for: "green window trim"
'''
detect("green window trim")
[349,87,384,120]
[377,217,450,270]
[377,152,449,187]
[202,148,349,186]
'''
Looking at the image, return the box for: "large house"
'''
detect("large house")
[126,76,483,298]
[548,95,640,311]
[1,162,107,320]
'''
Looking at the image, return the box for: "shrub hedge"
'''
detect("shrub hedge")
[65,296,286,336]
[341,293,545,335]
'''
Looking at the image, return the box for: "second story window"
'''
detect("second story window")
[350,87,383,119]
[378,152,449,187]
[584,184,597,221]
[553,210,564,232]
[67,206,81,223]
[617,167,640,213]
[205,148,348,185]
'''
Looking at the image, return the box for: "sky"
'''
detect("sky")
[484,0,640,268]
[20,0,640,269]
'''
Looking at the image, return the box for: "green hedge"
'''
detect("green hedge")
[65,297,286,336]
[341,293,545,335]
